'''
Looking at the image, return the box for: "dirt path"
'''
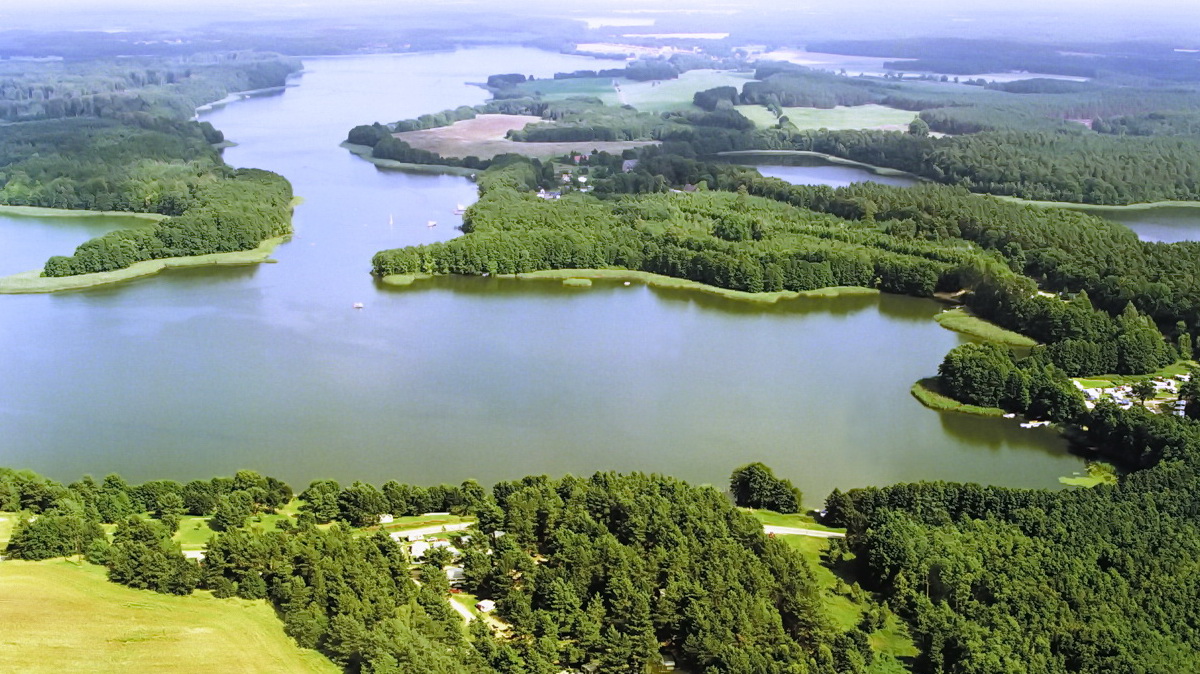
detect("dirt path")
[763,525,845,539]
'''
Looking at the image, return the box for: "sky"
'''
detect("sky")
[1,0,1199,43]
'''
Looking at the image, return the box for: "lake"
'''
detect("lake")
[748,158,1200,243]
[1084,205,1200,243]
[0,48,1081,502]
[744,154,922,189]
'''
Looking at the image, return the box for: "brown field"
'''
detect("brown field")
[0,560,338,673]
[394,114,656,159]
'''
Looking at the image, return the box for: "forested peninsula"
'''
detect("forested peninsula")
[0,54,300,288]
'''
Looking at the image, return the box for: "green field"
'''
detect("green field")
[619,70,757,112]
[514,70,758,113]
[734,104,783,128]
[0,560,338,673]
[514,77,620,105]
[778,535,917,671]
[735,103,917,131]
[745,508,845,534]
[935,307,1039,347]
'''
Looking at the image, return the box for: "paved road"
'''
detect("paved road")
[388,522,472,541]
[763,525,845,539]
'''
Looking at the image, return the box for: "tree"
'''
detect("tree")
[1131,380,1157,406]
[729,462,802,513]
[299,479,341,523]
[908,116,931,137]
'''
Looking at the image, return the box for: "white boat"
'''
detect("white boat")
[453,204,466,215]
[352,302,364,309]
[426,220,437,227]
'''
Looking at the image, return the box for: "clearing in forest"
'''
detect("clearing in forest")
[393,114,655,159]
[0,560,338,674]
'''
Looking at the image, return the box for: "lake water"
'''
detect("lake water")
[748,158,1200,244]
[746,154,922,189]
[0,48,1081,502]
[1085,205,1200,243]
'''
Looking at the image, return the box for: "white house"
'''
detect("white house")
[409,541,431,559]
[475,599,496,613]
[378,514,394,524]
[446,566,466,584]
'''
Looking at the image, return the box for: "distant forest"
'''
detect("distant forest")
[0,55,299,276]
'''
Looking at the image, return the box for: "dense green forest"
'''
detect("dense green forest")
[1,465,869,674]
[0,56,296,277]
[0,53,300,123]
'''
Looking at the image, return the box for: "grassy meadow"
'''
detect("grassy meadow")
[778,534,917,672]
[735,104,917,130]
[934,307,1039,347]
[910,377,1007,417]
[515,70,757,113]
[0,560,338,673]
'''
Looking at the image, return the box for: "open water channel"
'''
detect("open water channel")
[0,48,1100,501]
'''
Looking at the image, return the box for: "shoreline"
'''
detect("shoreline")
[0,235,289,294]
[715,149,927,180]
[910,378,1007,417]
[990,194,1200,211]
[934,307,1038,347]
[0,204,168,222]
[382,268,880,304]
[341,142,478,176]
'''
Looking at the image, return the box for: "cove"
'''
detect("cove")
[0,48,1081,501]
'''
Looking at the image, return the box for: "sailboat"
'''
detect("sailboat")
[452,203,466,215]
[388,213,394,227]
[426,220,438,227]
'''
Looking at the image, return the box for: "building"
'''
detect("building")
[475,599,496,613]
[378,513,394,524]
[409,540,431,559]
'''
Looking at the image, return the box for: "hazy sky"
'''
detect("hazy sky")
[2,0,1199,43]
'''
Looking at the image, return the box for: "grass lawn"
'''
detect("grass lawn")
[618,70,756,113]
[744,508,845,534]
[0,559,338,673]
[362,513,474,536]
[778,535,918,666]
[911,377,1007,417]
[935,308,1038,347]
[1091,360,1196,386]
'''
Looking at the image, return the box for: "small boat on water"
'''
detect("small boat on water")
[426,220,438,227]
[352,302,364,309]
[1020,420,1051,428]
[453,204,467,215]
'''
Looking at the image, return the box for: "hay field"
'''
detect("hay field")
[0,560,338,673]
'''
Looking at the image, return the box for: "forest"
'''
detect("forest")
[0,53,300,123]
[1,465,872,674]
[0,55,297,277]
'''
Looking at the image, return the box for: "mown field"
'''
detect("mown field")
[735,103,917,130]
[515,70,757,113]
[0,560,338,673]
